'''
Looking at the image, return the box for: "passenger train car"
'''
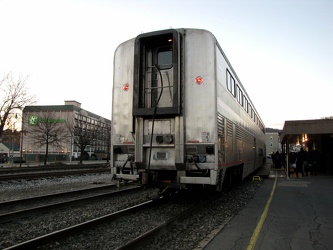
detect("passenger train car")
[111,28,265,191]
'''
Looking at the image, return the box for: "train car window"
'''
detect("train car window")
[236,85,239,102]
[244,97,248,112]
[259,148,263,156]
[240,90,243,106]
[237,85,243,106]
[226,70,236,97]
[157,48,173,70]
[249,104,253,118]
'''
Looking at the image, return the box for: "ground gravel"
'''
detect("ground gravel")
[0,173,114,202]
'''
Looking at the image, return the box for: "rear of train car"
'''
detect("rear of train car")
[111,28,265,191]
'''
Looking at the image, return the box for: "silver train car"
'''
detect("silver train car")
[111,28,265,191]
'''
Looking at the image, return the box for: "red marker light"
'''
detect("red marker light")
[196,76,203,84]
[123,83,129,91]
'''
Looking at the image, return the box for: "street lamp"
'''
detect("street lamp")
[19,125,24,167]
[11,114,18,166]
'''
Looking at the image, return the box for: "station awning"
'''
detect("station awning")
[280,119,333,145]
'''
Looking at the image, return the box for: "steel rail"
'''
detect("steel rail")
[4,199,155,250]
[115,193,220,250]
[0,184,115,208]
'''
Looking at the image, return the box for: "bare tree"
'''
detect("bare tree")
[29,111,70,165]
[105,123,111,163]
[72,119,97,164]
[0,72,36,138]
[92,122,111,163]
[65,115,111,164]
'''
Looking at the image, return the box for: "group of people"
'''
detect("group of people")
[289,148,319,178]
[271,151,285,169]
[271,148,320,178]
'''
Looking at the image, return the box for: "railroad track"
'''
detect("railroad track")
[3,190,219,250]
[0,168,110,181]
[0,163,108,174]
[5,200,156,250]
[115,195,219,250]
[0,184,141,223]
[1,178,262,249]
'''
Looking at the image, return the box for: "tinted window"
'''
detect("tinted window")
[157,49,172,69]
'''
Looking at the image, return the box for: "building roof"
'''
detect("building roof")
[0,142,10,152]
[23,104,111,123]
[280,119,333,144]
[1,142,20,151]
[266,128,281,133]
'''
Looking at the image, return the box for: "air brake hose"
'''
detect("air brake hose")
[147,65,164,175]
[121,155,135,174]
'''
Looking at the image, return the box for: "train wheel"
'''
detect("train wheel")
[223,168,234,188]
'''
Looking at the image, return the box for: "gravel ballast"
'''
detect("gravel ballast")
[0,173,263,249]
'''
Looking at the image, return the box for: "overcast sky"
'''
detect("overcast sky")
[1,0,332,129]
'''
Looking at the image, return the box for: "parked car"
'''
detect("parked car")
[13,157,26,163]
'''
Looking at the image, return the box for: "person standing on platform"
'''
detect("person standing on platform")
[296,148,306,178]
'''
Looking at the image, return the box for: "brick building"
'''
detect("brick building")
[22,101,111,163]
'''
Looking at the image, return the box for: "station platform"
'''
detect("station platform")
[202,170,333,250]
[254,159,286,179]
